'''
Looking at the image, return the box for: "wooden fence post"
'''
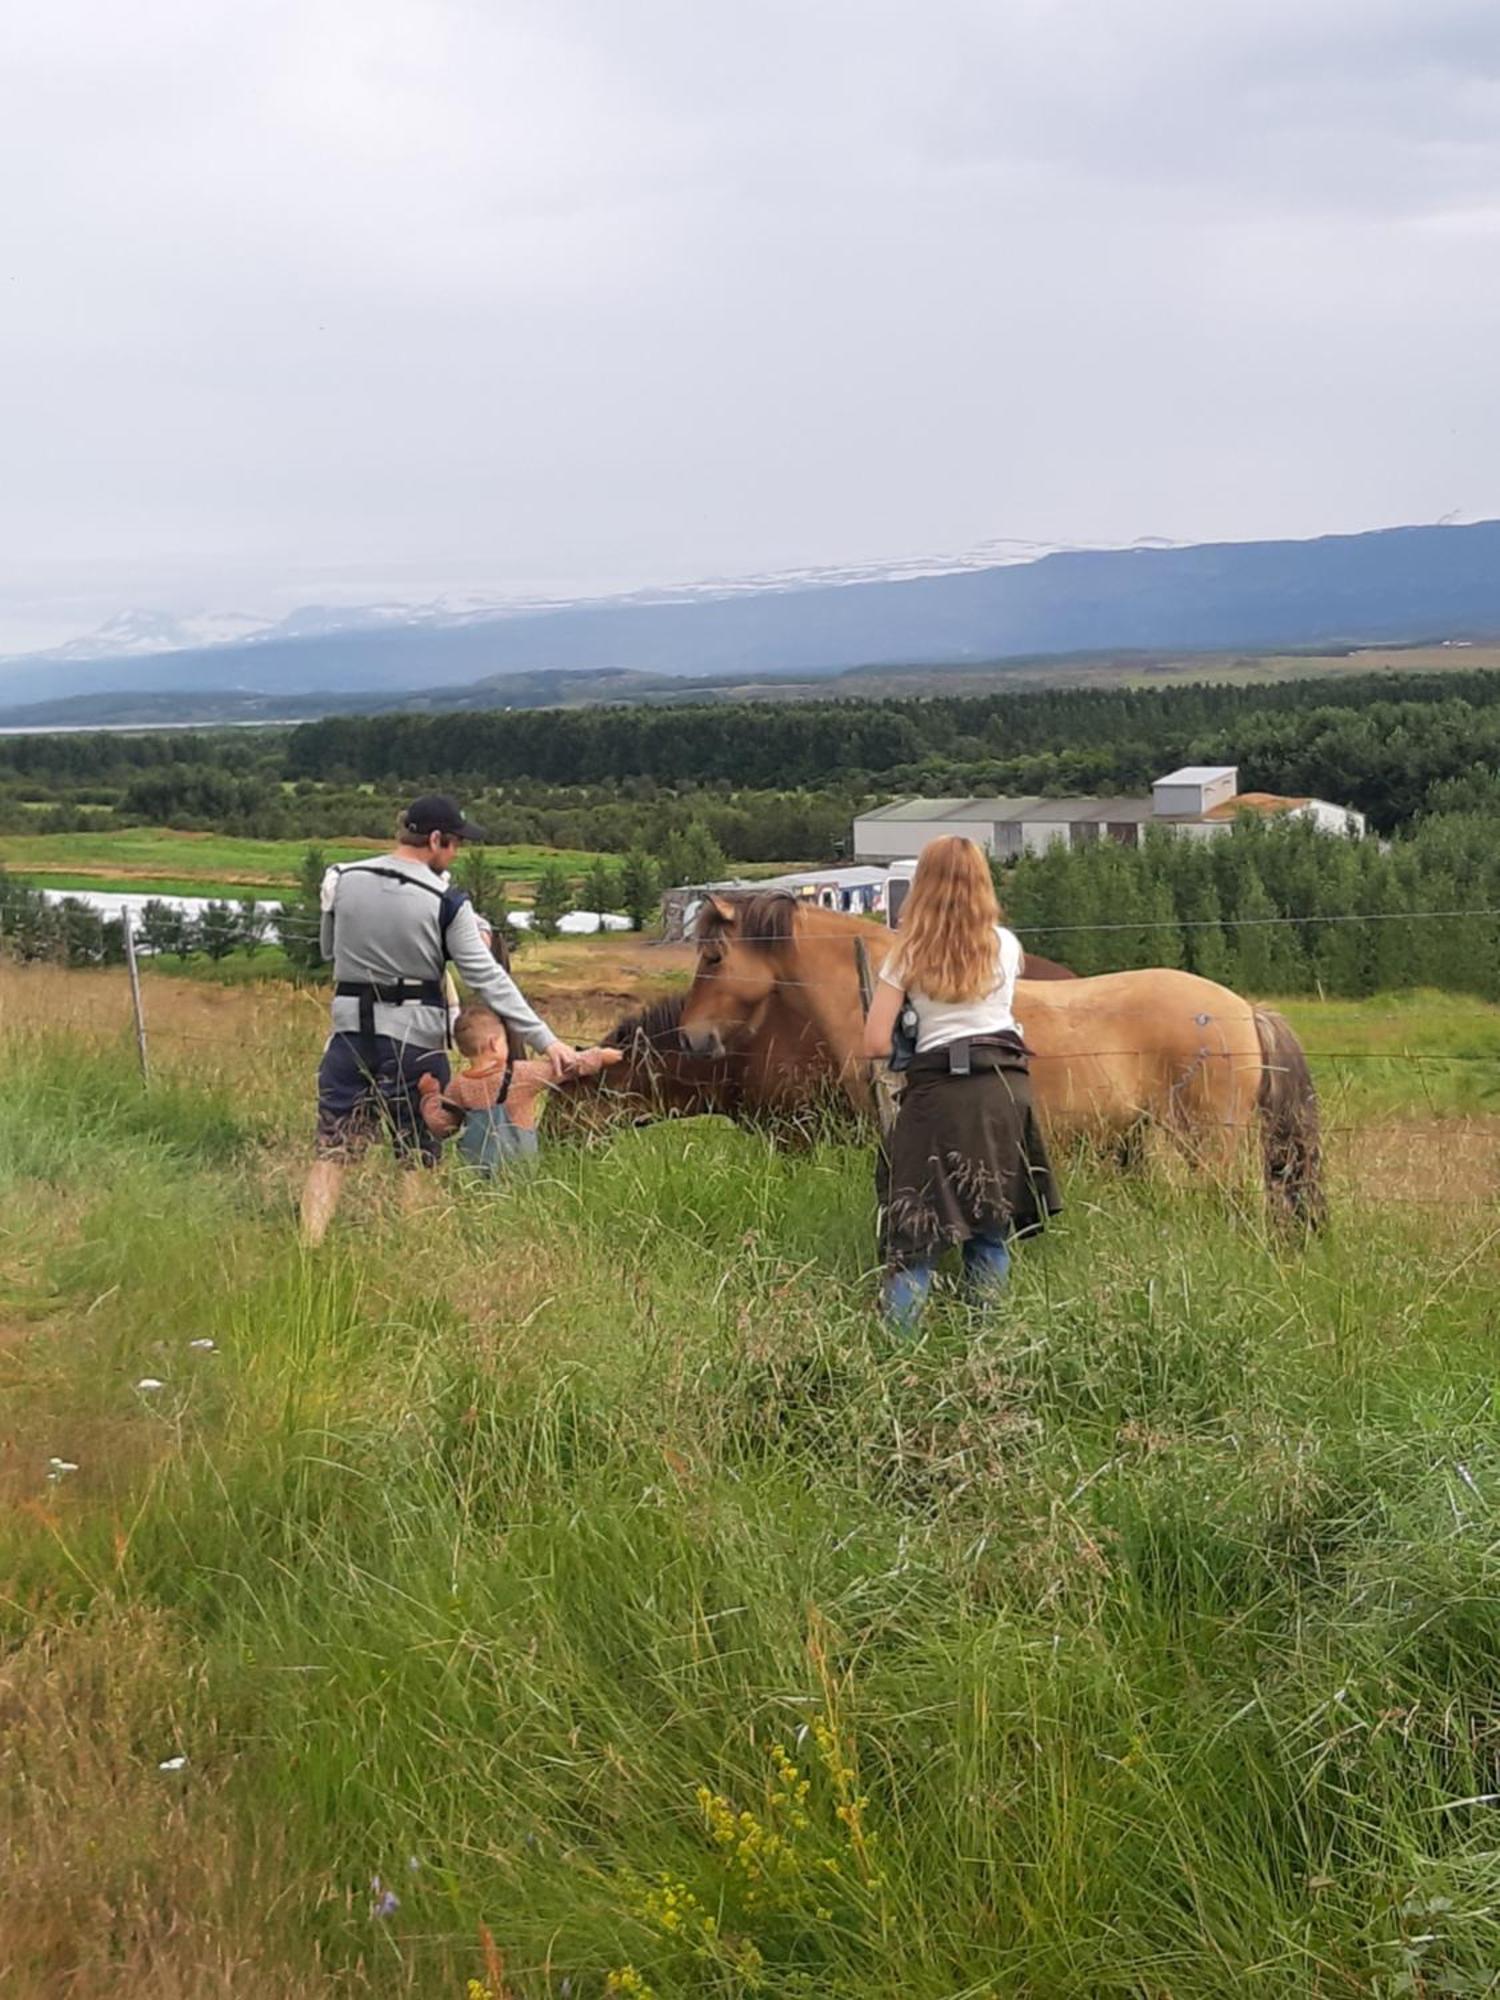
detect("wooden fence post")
[122,903,150,1086]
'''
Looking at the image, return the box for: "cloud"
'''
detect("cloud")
[0,0,1498,648]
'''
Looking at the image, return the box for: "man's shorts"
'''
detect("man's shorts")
[314,1033,451,1165]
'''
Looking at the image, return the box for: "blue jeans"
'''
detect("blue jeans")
[882,1231,1012,1331]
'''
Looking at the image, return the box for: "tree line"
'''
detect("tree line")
[1005,811,1500,999]
[0,874,286,969]
[0,831,698,972]
[9,669,1500,861]
[280,670,1500,829]
[10,805,1500,1004]
[0,762,844,870]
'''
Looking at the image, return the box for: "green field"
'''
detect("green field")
[0,828,611,901]
[0,830,809,908]
[5,970,1500,1996]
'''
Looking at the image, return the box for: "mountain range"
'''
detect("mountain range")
[2,518,1498,728]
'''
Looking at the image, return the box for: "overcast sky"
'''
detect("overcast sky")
[1,0,1498,650]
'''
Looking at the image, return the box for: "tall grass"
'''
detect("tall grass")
[4,993,1500,1996]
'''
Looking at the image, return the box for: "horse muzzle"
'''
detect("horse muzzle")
[679,1023,726,1059]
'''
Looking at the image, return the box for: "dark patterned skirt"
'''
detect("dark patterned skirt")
[877,1056,1061,1268]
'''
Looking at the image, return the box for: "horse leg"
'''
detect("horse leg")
[1154,1048,1256,1203]
[1253,1008,1326,1231]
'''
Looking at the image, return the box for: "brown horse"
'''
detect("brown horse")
[678,892,1323,1225]
[554,991,853,1134]
[996,950,1077,981]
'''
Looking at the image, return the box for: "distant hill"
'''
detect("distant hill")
[3,518,1500,725]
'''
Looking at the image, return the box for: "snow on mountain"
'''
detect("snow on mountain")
[34,608,269,662]
[3,520,1499,716]
[0,533,1196,674]
[1,542,1094,670]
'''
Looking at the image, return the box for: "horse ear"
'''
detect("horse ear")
[709,895,737,923]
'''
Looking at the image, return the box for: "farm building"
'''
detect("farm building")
[853,766,1365,862]
[659,864,891,942]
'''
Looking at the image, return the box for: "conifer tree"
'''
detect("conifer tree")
[138,898,189,959]
[1303,834,1365,996]
[581,857,622,918]
[453,848,508,927]
[237,897,269,956]
[619,848,661,932]
[1232,870,1281,994]
[529,860,574,939]
[196,901,241,962]
[1346,846,1401,995]
[659,820,727,889]
[1141,872,1184,969]
[1181,874,1235,987]
[280,846,328,978]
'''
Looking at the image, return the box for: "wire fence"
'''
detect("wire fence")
[1,892,1498,1096]
[8,892,1500,1052]
[3,940,1499,1217]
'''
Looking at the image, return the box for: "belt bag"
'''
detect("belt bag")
[907,1030,1030,1078]
[335,978,447,1043]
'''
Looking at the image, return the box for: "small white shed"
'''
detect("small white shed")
[1152,766,1239,818]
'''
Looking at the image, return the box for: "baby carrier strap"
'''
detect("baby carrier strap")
[334,862,469,966]
[331,863,472,1046]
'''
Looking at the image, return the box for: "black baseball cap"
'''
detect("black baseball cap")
[402,793,486,842]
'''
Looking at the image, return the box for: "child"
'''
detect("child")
[419,1002,623,1175]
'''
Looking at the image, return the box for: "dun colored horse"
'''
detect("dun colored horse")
[677,892,1324,1226]
[560,991,848,1134]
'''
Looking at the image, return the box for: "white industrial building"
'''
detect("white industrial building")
[853,767,1365,862]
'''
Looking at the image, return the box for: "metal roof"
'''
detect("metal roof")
[854,798,1011,823]
[1012,797,1155,824]
[764,865,892,889]
[858,794,1160,827]
[1154,765,1238,786]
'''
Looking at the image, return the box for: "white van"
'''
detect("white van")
[884,859,918,928]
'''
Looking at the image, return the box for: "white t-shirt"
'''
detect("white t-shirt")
[879,924,1024,1054]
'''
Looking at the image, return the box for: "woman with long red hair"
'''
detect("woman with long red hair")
[863,835,1060,1328]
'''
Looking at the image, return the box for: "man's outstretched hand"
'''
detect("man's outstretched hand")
[546,1042,582,1080]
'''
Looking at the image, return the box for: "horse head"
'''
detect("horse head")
[678,890,796,1058]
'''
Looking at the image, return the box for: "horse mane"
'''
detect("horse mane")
[603,993,687,1048]
[693,889,798,955]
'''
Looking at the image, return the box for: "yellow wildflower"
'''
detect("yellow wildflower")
[604,1969,655,1998]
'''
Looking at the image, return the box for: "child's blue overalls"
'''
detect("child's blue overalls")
[452,1058,541,1177]
[458,1102,540,1175]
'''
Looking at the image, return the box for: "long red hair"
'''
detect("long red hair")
[893,836,1003,1003]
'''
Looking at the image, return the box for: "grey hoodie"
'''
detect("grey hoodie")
[320,855,557,1052]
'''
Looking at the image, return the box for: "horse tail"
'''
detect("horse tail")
[1253,1008,1325,1230]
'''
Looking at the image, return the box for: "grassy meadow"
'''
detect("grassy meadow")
[0,829,816,906]
[5,965,1500,1996]
[0,829,613,903]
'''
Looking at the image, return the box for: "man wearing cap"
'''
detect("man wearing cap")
[299,794,577,1245]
